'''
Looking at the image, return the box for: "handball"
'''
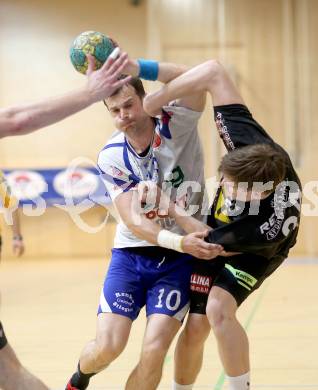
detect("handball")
[70,31,116,74]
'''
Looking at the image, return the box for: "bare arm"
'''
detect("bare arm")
[115,190,161,245]
[0,172,24,257]
[114,190,223,259]
[10,209,25,257]
[169,206,210,234]
[124,58,189,85]
[138,180,210,235]
[0,53,131,138]
[143,60,244,114]
[124,58,206,116]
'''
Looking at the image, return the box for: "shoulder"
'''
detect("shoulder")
[98,133,126,164]
[156,103,202,139]
[161,102,202,119]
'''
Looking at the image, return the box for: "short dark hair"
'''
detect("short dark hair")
[121,76,145,99]
[103,76,146,108]
[219,143,288,192]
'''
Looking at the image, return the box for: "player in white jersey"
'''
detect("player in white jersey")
[98,101,206,248]
[65,56,223,390]
[0,52,131,390]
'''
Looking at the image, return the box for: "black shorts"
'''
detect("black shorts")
[190,253,286,313]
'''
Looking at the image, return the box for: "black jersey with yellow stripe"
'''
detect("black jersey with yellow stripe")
[206,104,301,260]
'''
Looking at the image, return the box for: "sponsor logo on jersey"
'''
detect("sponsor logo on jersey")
[164,166,184,188]
[190,273,212,294]
[111,166,125,178]
[144,208,176,229]
[145,208,169,220]
[259,212,284,240]
[215,112,235,150]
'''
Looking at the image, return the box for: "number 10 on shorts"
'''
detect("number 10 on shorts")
[155,288,181,311]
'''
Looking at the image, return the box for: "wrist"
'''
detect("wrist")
[13,234,23,241]
[137,59,159,81]
[126,59,139,77]
[83,83,99,105]
[157,229,184,252]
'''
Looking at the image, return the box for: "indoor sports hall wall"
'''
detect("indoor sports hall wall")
[0,0,317,258]
[0,0,147,258]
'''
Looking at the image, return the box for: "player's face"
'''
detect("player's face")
[222,175,249,201]
[222,175,268,202]
[106,85,148,133]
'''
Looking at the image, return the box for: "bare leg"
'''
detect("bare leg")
[126,314,180,390]
[174,314,210,385]
[0,342,49,390]
[79,313,132,373]
[206,286,249,376]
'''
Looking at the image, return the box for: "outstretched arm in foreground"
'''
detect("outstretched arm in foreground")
[0,53,131,138]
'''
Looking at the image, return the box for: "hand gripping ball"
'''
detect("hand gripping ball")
[70,31,116,74]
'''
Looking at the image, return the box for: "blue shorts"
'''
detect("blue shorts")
[98,247,193,321]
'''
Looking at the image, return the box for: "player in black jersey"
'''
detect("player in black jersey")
[143,59,301,390]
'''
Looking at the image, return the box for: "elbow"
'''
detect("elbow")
[10,119,24,136]
[198,60,225,91]
[143,93,161,117]
[3,120,22,137]
[125,219,140,234]
[124,213,147,237]
[6,115,30,136]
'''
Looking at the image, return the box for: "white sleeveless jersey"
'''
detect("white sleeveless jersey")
[98,103,207,248]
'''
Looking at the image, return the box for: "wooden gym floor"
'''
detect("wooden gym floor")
[0,257,317,390]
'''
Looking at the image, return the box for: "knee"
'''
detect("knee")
[142,337,169,364]
[181,318,210,346]
[94,335,127,370]
[206,298,236,335]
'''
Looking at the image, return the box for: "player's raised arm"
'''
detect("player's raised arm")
[143,60,244,115]
[121,54,206,116]
[0,53,130,138]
